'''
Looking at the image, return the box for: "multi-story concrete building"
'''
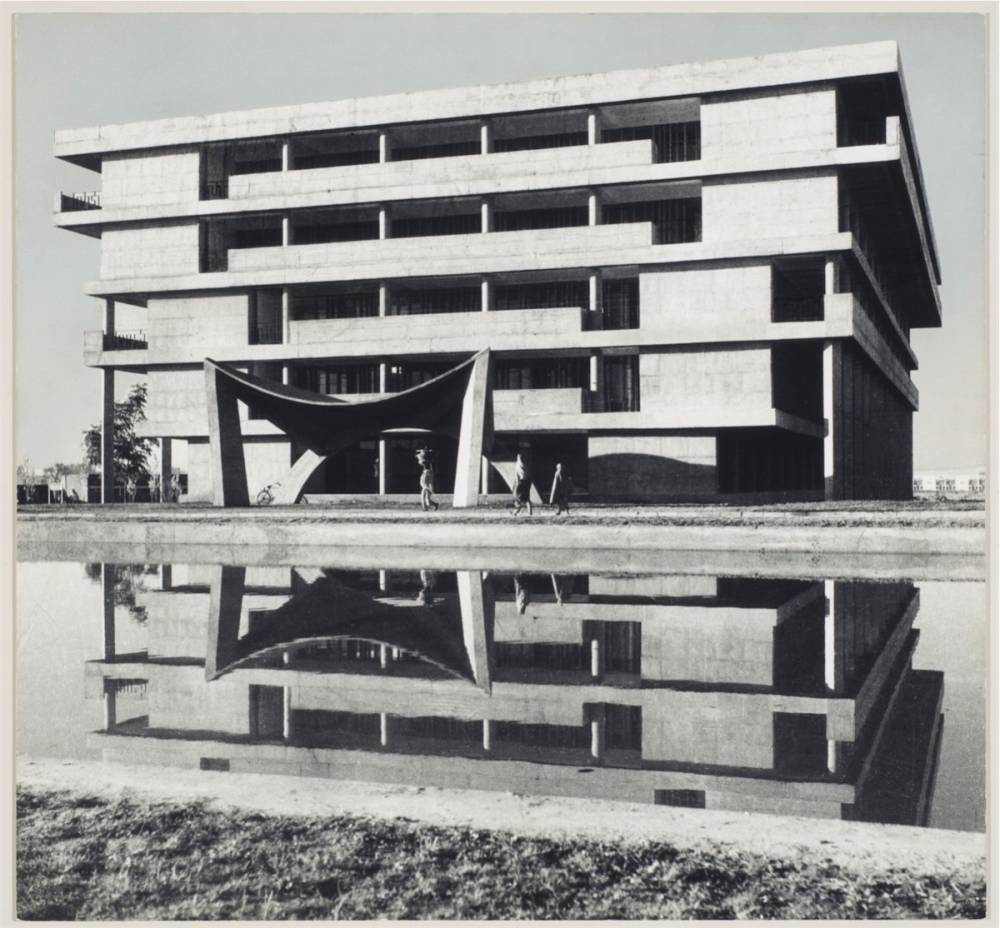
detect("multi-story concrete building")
[55,40,940,502]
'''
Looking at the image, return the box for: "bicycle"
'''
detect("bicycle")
[256,481,309,505]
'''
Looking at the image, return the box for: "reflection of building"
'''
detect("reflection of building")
[58,41,940,503]
[87,564,942,824]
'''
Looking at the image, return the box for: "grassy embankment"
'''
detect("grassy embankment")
[17,788,986,920]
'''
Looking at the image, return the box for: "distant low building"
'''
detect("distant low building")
[912,468,986,498]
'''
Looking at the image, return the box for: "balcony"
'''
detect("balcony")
[83,329,149,366]
[104,330,148,350]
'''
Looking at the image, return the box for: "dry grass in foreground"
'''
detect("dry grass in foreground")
[17,787,985,920]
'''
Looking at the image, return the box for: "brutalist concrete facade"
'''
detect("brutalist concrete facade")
[55,41,940,503]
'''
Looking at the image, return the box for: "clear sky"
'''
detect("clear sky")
[13,9,989,472]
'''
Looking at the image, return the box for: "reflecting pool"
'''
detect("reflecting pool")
[16,555,986,832]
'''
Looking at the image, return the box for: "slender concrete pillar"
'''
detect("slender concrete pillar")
[824,258,837,295]
[588,270,603,316]
[823,580,839,692]
[102,563,116,661]
[281,138,291,172]
[589,352,603,412]
[378,131,391,163]
[822,341,841,500]
[587,109,601,145]
[590,705,606,760]
[479,119,493,155]
[101,368,115,504]
[281,365,291,386]
[281,214,291,247]
[482,719,493,752]
[103,298,116,338]
[481,277,494,312]
[378,281,389,317]
[283,687,293,741]
[159,438,172,502]
[378,569,390,593]
[590,637,602,679]
[480,197,493,233]
[379,712,390,748]
[827,738,839,774]
[378,362,389,495]
[480,455,490,495]
[378,205,390,240]
[379,644,389,670]
[587,190,603,226]
[103,686,117,731]
[281,287,291,344]
[282,648,293,666]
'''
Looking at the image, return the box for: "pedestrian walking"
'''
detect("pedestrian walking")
[419,464,439,511]
[549,462,573,515]
[512,453,533,516]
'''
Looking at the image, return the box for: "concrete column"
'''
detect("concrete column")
[103,298,116,338]
[281,287,291,344]
[378,205,390,240]
[481,277,494,312]
[102,563,116,661]
[590,705,606,760]
[590,637,603,679]
[822,341,840,500]
[159,564,172,590]
[824,258,837,295]
[588,270,603,315]
[159,439,172,502]
[823,580,838,692]
[587,109,602,145]
[280,138,291,172]
[100,368,115,503]
[482,719,493,752]
[480,455,490,495]
[103,687,117,731]
[281,365,291,386]
[479,119,493,155]
[827,738,839,774]
[589,351,603,412]
[282,687,293,741]
[378,362,389,495]
[378,131,391,163]
[378,282,390,317]
[380,712,390,748]
[281,214,291,247]
[587,190,603,226]
[282,648,293,666]
[480,197,493,233]
[378,569,391,593]
[379,644,389,670]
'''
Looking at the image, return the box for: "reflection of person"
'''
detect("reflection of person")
[513,575,529,615]
[512,453,532,516]
[549,463,573,515]
[417,569,438,606]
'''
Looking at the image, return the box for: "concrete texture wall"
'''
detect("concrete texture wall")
[642,690,775,769]
[181,435,290,502]
[102,149,201,210]
[186,439,211,502]
[100,221,201,278]
[640,346,774,413]
[589,434,717,500]
[702,173,839,243]
[144,367,209,436]
[147,664,249,735]
[147,294,251,355]
[640,608,776,686]
[639,264,771,336]
[701,89,837,161]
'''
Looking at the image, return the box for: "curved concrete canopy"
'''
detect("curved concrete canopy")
[205,349,493,506]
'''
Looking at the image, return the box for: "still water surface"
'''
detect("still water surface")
[16,556,986,833]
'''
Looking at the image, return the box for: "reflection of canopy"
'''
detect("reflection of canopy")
[206,567,493,692]
[205,349,493,505]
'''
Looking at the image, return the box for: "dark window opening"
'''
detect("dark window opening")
[293,219,379,245]
[495,280,588,311]
[602,355,640,412]
[494,205,588,233]
[293,289,379,321]
[294,364,380,395]
[717,428,823,494]
[604,197,701,244]
[837,81,892,147]
[771,342,824,421]
[603,278,640,330]
[494,357,588,390]
[772,259,825,322]
[603,121,701,163]
[390,285,480,316]
[494,131,588,153]
[392,213,480,238]
[773,712,829,778]
[393,140,480,162]
[248,290,283,345]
